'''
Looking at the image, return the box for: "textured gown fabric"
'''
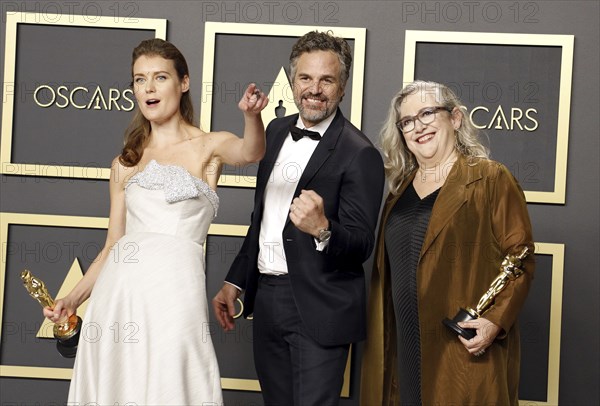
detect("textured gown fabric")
[384,184,439,406]
[68,160,223,406]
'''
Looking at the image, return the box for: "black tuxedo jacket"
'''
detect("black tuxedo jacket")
[226,109,384,346]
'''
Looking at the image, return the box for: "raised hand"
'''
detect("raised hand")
[238,83,269,116]
[289,189,329,238]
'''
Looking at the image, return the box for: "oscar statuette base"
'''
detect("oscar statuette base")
[442,308,477,340]
[54,314,82,358]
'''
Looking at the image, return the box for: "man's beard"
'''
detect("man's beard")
[294,92,340,125]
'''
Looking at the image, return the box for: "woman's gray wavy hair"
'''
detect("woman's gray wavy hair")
[380,80,490,195]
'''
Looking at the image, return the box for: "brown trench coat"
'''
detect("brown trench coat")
[360,155,535,405]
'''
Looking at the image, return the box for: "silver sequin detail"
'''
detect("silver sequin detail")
[127,160,219,217]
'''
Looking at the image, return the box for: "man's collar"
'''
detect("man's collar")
[294,111,336,136]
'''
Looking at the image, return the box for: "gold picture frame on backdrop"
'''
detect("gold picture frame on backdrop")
[0,12,167,181]
[201,22,367,188]
[519,242,564,406]
[0,212,108,380]
[403,30,574,204]
[0,213,350,395]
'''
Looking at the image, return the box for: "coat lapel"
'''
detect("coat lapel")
[419,155,481,258]
[377,173,414,272]
[283,110,344,229]
[294,109,343,193]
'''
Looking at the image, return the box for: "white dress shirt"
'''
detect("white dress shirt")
[257,113,335,275]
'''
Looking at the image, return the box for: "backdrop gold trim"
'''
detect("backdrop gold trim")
[0,212,351,396]
[0,12,167,181]
[518,242,565,406]
[403,30,574,204]
[201,22,367,188]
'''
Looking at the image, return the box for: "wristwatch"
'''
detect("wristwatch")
[317,221,331,244]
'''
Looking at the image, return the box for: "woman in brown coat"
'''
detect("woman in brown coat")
[360,80,534,405]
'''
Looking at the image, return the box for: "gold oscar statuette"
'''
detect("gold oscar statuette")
[442,247,530,339]
[21,269,82,358]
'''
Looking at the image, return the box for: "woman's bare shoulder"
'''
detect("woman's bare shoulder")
[110,155,140,186]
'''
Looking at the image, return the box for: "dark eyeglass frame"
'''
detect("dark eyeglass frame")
[396,106,453,133]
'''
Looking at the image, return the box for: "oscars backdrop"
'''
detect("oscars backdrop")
[1,2,598,405]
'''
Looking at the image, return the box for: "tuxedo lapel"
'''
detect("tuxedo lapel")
[294,109,343,194]
[283,110,344,230]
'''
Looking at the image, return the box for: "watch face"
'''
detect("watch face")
[319,230,332,242]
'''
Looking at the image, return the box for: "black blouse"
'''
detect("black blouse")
[384,182,440,406]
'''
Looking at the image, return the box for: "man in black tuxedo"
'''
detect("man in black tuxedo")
[213,31,384,406]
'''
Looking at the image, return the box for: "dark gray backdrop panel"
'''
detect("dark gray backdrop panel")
[518,254,553,402]
[414,42,561,192]
[2,224,105,368]
[12,25,153,168]
[206,235,257,380]
[0,377,71,405]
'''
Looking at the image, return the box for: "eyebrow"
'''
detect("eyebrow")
[398,106,436,121]
[297,72,337,80]
[133,70,171,77]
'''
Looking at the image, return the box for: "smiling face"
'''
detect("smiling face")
[132,54,189,125]
[398,89,461,167]
[292,50,345,128]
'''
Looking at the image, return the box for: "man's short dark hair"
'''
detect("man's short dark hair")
[289,31,353,88]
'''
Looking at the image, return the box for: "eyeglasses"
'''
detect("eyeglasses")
[396,106,452,133]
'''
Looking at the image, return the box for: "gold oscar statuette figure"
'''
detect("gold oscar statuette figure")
[442,247,530,339]
[21,269,82,358]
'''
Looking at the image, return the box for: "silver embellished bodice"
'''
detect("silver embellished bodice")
[125,160,219,245]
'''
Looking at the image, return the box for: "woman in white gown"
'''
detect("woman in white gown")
[43,38,268,405]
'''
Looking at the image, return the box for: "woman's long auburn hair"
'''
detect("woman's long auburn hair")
[119,39,195,167]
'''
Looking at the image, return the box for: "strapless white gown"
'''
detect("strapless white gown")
[68,160,223,405]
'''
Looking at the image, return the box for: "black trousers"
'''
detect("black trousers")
[253,274,349,406]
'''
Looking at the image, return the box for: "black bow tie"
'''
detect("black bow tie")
[289,125,321,141]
